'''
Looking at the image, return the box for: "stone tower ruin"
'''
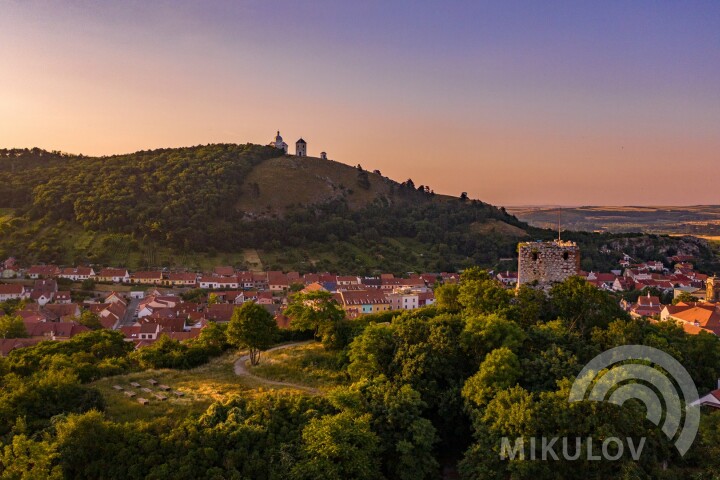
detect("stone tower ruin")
[517,240,580,288]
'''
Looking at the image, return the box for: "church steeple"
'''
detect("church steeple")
[269,130,288,153]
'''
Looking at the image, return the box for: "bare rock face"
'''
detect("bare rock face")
[517,240,580,288]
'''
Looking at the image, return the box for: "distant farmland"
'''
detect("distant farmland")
[506,205,720,237]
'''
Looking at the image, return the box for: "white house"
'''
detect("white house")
[199,277,239,289]
[387,292,419,311]
[0,284,26,301]
[59,267,96,281]
[98,268,131,283]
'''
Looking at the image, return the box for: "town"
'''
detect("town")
[2,239,717,356]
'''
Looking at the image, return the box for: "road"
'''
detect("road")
[117,296,141,329]
[233,341,318,394]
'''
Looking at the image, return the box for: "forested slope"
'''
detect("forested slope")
[0,145,715,273]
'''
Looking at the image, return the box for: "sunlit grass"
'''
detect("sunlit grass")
[92,348,331,423]
[250,342,349,389]
[92,352,248,423]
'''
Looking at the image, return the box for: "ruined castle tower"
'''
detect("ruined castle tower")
[517,240,581,288]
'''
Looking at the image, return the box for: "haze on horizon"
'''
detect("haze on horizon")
[1,1,719,207]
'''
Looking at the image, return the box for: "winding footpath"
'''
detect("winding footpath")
[233,341,319,394]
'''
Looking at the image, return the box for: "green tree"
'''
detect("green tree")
[549,276,628,334]
[348,322,396,381]
[0,315,27,339]
[330,379,439,480]
[291,412,383,480]
[462,347,521,407]
[76,310,102,330]
[672,291,697,305]
[457,268,513,316]
[227,302,278,366]
[434,283,461,312]
[461,314,526,364]
[0,434,62,479]
[510,284,549,327]
[80,278,95,290]
[285,291,346,348]
[207,293,219,306]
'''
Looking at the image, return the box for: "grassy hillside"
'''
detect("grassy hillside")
[0,145,715,273]
[237,155,395,214]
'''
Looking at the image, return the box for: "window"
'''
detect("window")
[563,252,569,260]
[532,252,539,261]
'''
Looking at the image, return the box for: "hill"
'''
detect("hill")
[0,145,716,274]
[0,145,530,273]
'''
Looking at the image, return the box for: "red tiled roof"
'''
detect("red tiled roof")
[213,266,235,276]
[133,271,163,280]
[27,265,59,276]
[24,321,89,338]
[99,268,129,277]
[337,290,389,306]
[139,323,160,334]
[0,284,23,295]
[168,272,197,281]
[60,267,94,276]
[206,304,235,322]
[0,338,41,355]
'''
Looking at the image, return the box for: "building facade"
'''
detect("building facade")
[517,240,580,288]
[296,138,306,157]
[270,131,288,153]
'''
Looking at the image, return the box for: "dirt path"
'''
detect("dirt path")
[233,341,318,394]
[243,249,263,272]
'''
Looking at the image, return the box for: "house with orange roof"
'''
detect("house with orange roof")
[131,271,164,285]
[167,272,198,287]
[301,282,328,293]
[268,271,290,291]
[660,303,720,335]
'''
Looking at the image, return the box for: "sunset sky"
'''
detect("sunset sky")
[1,1,719,206]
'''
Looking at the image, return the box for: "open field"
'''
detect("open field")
[250,342,349,389]
[91,344,339,423]
[507,205,720,236]
[92,352,249,422]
